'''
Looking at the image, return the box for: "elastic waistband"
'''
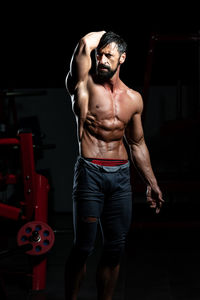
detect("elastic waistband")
[84,157,128,166]
[77,156,130,173]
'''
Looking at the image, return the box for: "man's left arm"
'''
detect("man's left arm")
[125,93,164,214]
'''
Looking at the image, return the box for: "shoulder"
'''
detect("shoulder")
[124,85,143,114]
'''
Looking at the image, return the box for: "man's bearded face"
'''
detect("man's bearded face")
[96,61,120,80]
[95,42,121,81]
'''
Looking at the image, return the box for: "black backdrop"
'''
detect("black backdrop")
[1,2,199,89]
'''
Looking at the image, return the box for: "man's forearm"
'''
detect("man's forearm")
[130,141,158,187]
[81,31,106,53]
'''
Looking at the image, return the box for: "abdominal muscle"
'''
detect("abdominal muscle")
[79,115,129,159]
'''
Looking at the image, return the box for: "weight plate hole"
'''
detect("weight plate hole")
[35,225,42,231]
[43,240,50,246]
[25,227,32,234]
[43,230,49,237]
[21,235,28,242]
[35,245,42,252]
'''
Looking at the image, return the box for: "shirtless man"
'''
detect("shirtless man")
[65,31,164,300]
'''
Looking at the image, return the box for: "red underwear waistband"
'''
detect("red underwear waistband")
[84,158,128,166]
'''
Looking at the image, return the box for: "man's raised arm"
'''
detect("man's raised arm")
[65,31,106,95]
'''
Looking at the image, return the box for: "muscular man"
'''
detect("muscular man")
[65,31,164,300]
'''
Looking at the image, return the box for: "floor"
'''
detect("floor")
[1,198,200,300]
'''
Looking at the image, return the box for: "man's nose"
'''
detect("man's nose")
[99,54,107,64]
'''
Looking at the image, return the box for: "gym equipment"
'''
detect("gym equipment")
[0,90,55,292]
[0,130,54,291]
[17,221,55,256]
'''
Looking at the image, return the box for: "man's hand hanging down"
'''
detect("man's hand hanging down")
[146,184,164,214]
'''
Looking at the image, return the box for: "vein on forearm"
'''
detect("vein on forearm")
[129,138,157,186]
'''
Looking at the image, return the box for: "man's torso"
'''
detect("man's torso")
[72,75,139,159]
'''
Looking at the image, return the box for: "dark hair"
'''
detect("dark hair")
[97,31,127,55]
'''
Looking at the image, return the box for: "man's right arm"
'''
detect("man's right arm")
[65,31,106,95]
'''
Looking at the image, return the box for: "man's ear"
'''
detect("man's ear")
[119,52,126,64]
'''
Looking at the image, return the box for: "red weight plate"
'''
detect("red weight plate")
[17,221,55,255]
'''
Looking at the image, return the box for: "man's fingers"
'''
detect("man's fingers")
[156,207,160,214]
[146,196,152,202]
[147,197,163,211]
[159,197,165,203]
[146,186,151,196]
[146,186,164,213]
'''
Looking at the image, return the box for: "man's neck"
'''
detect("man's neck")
[102,72,121,93]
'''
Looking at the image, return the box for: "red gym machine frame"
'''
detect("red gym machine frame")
[0,131,50,291]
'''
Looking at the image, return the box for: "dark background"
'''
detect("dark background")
[0,2,200,213]
[0,3,200,300]
[1,2,199,88]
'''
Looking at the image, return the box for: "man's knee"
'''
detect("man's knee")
[71,216,98,266]
[81,216,97,223]
[100,245,125,268]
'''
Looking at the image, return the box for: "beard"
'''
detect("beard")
[96,61,120,81]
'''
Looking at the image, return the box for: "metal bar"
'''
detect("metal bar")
[0,138,19,145]
[0,203,24,221]
[19,132,36,220]
[3,90,47,98]
[31,174,50,290]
